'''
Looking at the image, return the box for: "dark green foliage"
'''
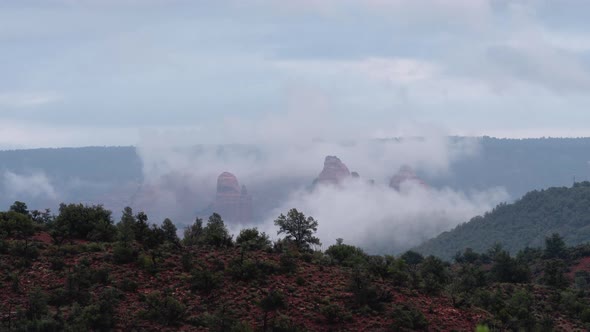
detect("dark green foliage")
[26,287,48,320]
[143,292,186,326]
[30,208,53,225]
[320,303,352,324]
[133,211,150,244]
[161,218,179,243]
[349,268,392,311]
[544,233,568,259]
[279,251,298,274]
[112,241,136,264]
[182,217,203,246]
[9,201,29,215]
[181,252,193,272]
[49,256,66,271]
[116,206,136,243]
[274,208,320,250]
[391,304,429,331]
[419,256,449,295]
[228,258,277,282]
[416,182,590,259]
[190,268,222,293]
[51,203,116,243]
[194,304,240,331]
[236,227,271,251]
[67,287,121,331]
[325,239,367,267]
[490,250,530,283]
[0,210,34,239]
[118,278,138,293]
[401,250,424,265]
[542,259,569,288]
[259,289,287,331]
[202,213,233,247]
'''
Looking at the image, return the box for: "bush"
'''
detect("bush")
[228,259,262,281]
[279,252,298,274]
[320,303,352,324]
[137,253,157,273]
[391,304,429,331]
[181,252,193,272]
[236,228,271,251]
[49,256,66,271]
[325,240,367,267]
[112,242,135,264]
[144,292,186,326]
[118,278,139,293]
[349,269,391,311]
[190,268,222,293]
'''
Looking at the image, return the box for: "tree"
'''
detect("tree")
[117,207,136,243]
[30,209,53,225]
[10,201,29,216]
[51,203,116,242]
[161,218,179,244]
[236,228,271,251]
[419,256,449,295]
[544,233,567,259]
[401,250,424,266]
[183,217,204,246]
[202,213,232,247]
[258,290,286,331]
[274,208,320,250]
[133,212,150,244]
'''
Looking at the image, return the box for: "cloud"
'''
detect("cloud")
[0,91,63,108]
[255,178,508,253]
[3,171,58,200]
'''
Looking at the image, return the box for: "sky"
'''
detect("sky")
[2,0,590,148]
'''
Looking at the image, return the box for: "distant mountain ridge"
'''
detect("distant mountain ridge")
[415,182,590,260]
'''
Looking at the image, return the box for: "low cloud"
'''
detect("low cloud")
[257,179,509,253]
[3,171,58,200]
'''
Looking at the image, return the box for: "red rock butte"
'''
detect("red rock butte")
[314,156,351,185]
[389,166,428,191]
[213,172,252,224]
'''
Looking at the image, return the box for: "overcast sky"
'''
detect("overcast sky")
[2,0,590,148]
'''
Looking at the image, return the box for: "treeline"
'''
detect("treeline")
[417,181,590,259]
[1,201,590,330]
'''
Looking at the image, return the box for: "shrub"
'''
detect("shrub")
[49,256,66,271]
[112,242,135,264]
[118,278,139,293]
[144,292,186,326]
[137,253,157,273]
[325,240,367,267]
[349,269,391,311]
[236,228,271,251]
[391,304,429,331]
[190,268,222,293]
[320,303,352,324]
[181,252,193,272]
[279,252,298,274]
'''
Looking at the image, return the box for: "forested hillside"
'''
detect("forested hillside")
[416,182,590,260]
[2,202,590,330]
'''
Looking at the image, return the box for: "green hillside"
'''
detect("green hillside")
[416,182,590,260]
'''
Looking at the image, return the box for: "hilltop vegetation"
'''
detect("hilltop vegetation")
[1,201,590,330]
[416,182,590,260]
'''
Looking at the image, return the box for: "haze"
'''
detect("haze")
[2,0,590,252]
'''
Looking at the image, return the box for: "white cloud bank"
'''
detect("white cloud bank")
[3,171,58,200]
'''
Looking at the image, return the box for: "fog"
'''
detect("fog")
[3,171,58,202]
[132,105,506,252]
[257,179,508,253]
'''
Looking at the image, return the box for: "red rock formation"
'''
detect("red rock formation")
[314,156,351,185]
[212,172,253,224]
[389,166,428,191]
